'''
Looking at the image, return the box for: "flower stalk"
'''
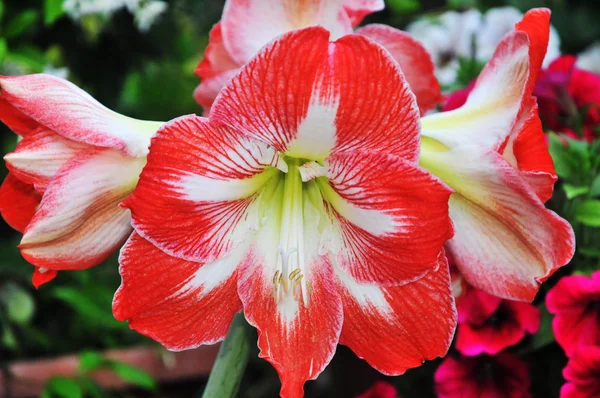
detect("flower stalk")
[201,313,253,398]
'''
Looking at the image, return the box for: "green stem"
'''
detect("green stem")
[201,313,253,398]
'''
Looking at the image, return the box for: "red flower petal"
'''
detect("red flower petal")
[546,273,600,356]
[561,345,600,398]
[194,23,239,81]
[0,173,41,233]
[338,254,456,375]
[323,150,452,285]
[211,27,420,162]
[515,8,551,90]
[32,267,58,289]
[356,24,442,114]
[220,0,354,65]
[5,128,87,192]
[113,232,242,349]
[125,115,283,263]
[19,149,140,270]
[0,74,159,157]
[423,147,574,301]
[0,96,39,136]
[238,238,342,398]
[435,353,531,398]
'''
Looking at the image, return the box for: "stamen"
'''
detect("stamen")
[273,270,281,284]
[289,269,301,280]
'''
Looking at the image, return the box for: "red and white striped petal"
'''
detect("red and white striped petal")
[238,209,343,398]
[5,128,87,192]
[193,69,238,115]
[0,74,162,157]
[221,0,354,65]
[503,103,556,203]
[343,0,384,26]
[195,23,240,80]
[0,173,41,233]
[113,233,243,350]
[337,253,456,375]
[19,149,144,270]
[421,30,530,150]
[125,115,282,263]
[515,8,551,92]
[0,96,39,136]
[211,27,421,162]
[423,146,574,301]
[319,150,452,285]
[356,24,442,114]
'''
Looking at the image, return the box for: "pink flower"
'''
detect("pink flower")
[534,55,600,141]
[561,345,600,398]
[114,28,457,398]
[0,74,163,286]
[357,381,398,398]
[546,272,600,356]
[455,288,540,356]
[435,353,532,398]
[194,0,442,114]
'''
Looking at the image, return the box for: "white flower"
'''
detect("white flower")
[134,1,167,32]
[407,6,562,86]
[577,42,600,75]
[63,0,167,32]
[407,9,481,86]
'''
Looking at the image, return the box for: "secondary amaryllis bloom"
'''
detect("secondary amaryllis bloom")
[455,287,540,356]
[546,271,600,356]
[561,345,600,398]
[534,55,600,141]
[435,353,532,398]
[114,28,457,398]
[418,8,575,301]
[0,74,162,286]
[194,0,442,115]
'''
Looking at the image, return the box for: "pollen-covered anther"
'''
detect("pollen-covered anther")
[298,161,327,182]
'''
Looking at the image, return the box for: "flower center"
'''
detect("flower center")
[261,157,327,306]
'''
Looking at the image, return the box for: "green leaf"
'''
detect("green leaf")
[51,287,123,329]
[0,1,4,23]
[1,283,35,324]
[529,305,554,351]
[108,361,156,389]
[447,0,478,8]
[590,174,600,197]
[0,38,8,65]
[4,10,39,39]
[386,0,420,14]
[79,351,105,373]
[548,133,574,179]
[44,377,83,398]
[580,247,600,258]
[575,200,600,227]
[44,0,64,25]
[563,184,590,200]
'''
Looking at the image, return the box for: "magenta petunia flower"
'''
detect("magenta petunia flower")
[546,272,600,356]
[435,353,532,398]
[357,381,398,398]
[561,345,600,398]
[455,288,540,356]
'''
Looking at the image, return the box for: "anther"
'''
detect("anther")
[273,270,281,284]
[289,269,301,280]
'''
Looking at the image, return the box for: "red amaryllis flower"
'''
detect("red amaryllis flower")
[455,288,540,356]
[546,272,600,356]
[0,74,163,286]
[534,55,600,141]
[357,381,398,398]
[114,28,457,398]
[435,353,532,398]
[194,0,442,114]
[561,345,600,398]
[418,8,574,301]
